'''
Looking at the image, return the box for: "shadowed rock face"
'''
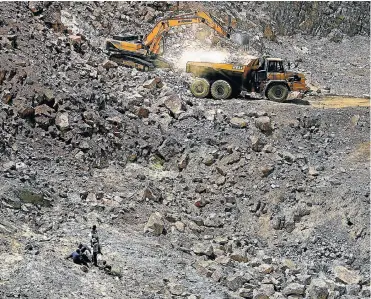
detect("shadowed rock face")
[261,1,370,37]
[0,1,369,299]
[211,1,370,37]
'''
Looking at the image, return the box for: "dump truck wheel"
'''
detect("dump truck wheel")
[190,78,210,98]
[266,84,289,102]
[211,80,232,100]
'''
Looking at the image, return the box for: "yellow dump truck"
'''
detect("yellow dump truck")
[186,57,309,102]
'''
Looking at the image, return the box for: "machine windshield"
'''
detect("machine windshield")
[267,60,284,73]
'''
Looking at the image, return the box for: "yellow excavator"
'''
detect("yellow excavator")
[106,11,234,71]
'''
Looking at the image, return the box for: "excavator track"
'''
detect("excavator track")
[109,53,155,72]
[109,53,173,72]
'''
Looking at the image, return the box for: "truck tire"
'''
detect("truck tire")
[190,78,210,98]
[266,84,289,102]
[211,80,233,100]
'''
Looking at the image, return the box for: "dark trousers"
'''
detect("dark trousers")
[73,258,89,267]
[92,252,98,266]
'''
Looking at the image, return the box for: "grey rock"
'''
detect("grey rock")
[143,212,164,236]
[225,273,248,291]
[192,242,214,257]
[282,283,305,296]
[3,161,15,171]
[255,116,272,132]
[306,278,329,299]
[251,135,266,152]
[163,94,186,119]
[55,112,69,131]
[333,266,362,285]
[102,59,118,69]
[230,117,248,128]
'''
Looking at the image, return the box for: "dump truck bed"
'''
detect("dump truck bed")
[186,61,248,87]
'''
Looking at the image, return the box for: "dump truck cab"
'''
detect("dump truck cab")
[187,56,309,102]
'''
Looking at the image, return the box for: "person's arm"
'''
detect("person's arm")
[65,253,73,259]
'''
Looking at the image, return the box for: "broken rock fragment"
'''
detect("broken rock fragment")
[142,184,163,202]
[163,94,186,119]
[282,283,305,296]
[102,59,118,69]
[255,116,272,132]
[55,112,69,131]
[136,107,150,118]
[177,153,189,170]
[250,135,266,152]
[230,117,248,128]
[143,77,163,89]
[144,212,164,236]
[34,104,55,128]
[192,242,214,257]
[333,265,361,285]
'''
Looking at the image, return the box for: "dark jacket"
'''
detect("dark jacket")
[67,251,81,262]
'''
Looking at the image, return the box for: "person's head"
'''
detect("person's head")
[92,225,97,230]
[76,249,81,254]
[81,247,86,253]
[102,261,106,265]
[78,244,83,249]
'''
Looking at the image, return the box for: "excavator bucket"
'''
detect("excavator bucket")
[230,32,249,46]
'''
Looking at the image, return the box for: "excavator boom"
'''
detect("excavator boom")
[143,11,232,54]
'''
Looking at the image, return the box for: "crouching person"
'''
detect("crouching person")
[66,249,89,267]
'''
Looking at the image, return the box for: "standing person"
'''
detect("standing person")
[91,238,102,266]
[90,225,99,246]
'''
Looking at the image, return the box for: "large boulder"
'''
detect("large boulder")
[17,189,52,207]
[34,104,55,128]
[333,266,362,285]
[157,137,182,161]
[102,59,118,69]
[230,249,249,263]
[163,94,186,119]
[143,77,163,89]
[192,242,214,257]
[220,151,241,165]
[282,283,305,296]
[255,116,272,132]
[144,212,164,236]
[306,279,329,299]
[230,117,248,128]
[224,273,248,291]
[142,184,163,202]
[250,135,266,152]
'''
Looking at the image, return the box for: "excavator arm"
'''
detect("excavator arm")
[144,11,233,54]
